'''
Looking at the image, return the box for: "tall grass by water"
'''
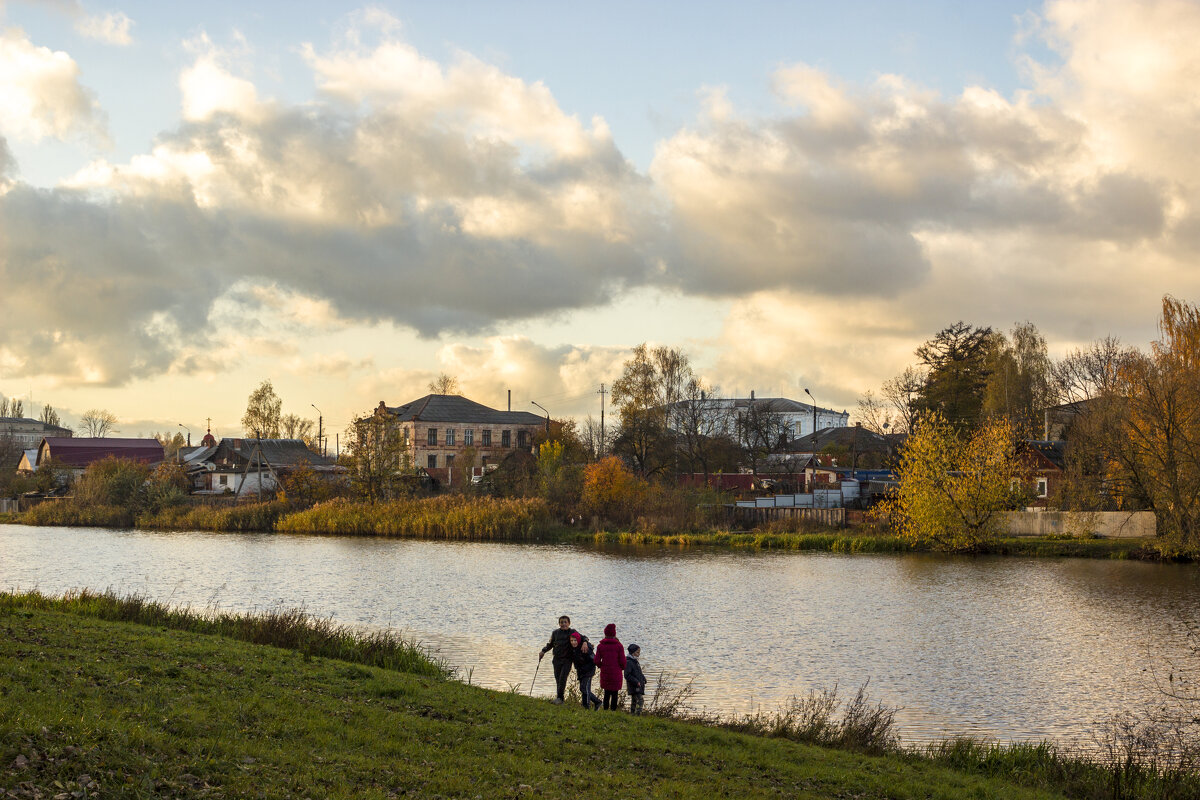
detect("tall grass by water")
[20,501,134,528]
[274,495,554,539]
[0,588,448,679]
[135,500,290,532]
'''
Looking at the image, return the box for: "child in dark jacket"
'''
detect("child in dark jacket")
[624,644,646,715]
[592,623,626,710]
[570,632,601,710]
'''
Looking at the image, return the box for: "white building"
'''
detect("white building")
[666,394,850,440]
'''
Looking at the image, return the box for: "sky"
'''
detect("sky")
[1,0,1198,442]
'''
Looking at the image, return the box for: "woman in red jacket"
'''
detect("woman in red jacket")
[592,623,627,710]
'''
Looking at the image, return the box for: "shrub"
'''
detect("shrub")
[581,457,646,524]
[73,457,150,508]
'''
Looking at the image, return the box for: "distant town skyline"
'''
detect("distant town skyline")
[1,0,1197,437]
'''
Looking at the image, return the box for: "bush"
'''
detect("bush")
[73,457,150,508]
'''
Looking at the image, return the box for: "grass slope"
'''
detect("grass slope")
[0,606,1068,799]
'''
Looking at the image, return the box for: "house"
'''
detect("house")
[1016,440,1067,507]
[372,394,545,487]
[16,449,37,474]
[180,438,343,496]
[0,417,73,447]
[664,393,850,441]
[1043,400,1095,441]
[36,437,164,479]
[785,423,898,469]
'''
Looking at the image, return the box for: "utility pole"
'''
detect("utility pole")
[312,404,323,457]
[597,383,607,455]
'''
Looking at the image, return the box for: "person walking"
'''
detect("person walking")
[592,623,626,711]
[539,615,576,704]
[571,632,601,710]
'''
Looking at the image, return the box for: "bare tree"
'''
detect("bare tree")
[881,367,925,434]
[735,398,790,475]
[580,415,609,461]
[8,398,22,418]
[280,413,315,444]
[677,378,734,481]
[1052,336,1130,403]
[855,390,893,435]
[79,409,119,438]
[428,373,460,394]
[39,403,61,427]
[0,397,8,418]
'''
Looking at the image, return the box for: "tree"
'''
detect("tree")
[982,322,1054,438]
[610,344,693,476]
[428,373,460,394]
[344,412,412,502]
[880,366,926,435]
[734,398,790,475]
[1051,336,1128,404]
[913,322,997,427]
[676,377,736,480]
[280,413,315,446]
[155,432,186,459]
[242,380,282,438]
[1111,296,1200,549]
[8,398,22,418]
[885,414,1022,551]
[579,415,610,462]
[39,404,61,427]
[856,390,893,436]
[79,409,119,438]
[581,456,646,524]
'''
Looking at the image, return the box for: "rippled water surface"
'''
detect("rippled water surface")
[3,524,1198,744]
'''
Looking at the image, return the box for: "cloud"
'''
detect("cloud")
[0,26,108,143]
[75,11,133,46]
[179,33,258,121]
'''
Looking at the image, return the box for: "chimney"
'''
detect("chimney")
[750,390,755,400]
[507,389,511,412]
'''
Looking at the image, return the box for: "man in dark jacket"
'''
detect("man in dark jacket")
[539,615,576,704]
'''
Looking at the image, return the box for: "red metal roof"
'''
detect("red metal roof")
[39,437,164,468]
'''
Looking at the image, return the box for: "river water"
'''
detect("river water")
[3,524,1198,746]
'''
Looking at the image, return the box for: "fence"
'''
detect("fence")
[728,506,846,528]
[0,497,16,513]
[1003,510,1156,538]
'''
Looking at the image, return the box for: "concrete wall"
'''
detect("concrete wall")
[1003,511,1156,539]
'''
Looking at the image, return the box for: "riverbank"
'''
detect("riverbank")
[0,593,1130,799]
[3,498,1174,559]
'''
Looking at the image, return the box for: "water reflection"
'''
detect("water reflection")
[2,524,1198,745]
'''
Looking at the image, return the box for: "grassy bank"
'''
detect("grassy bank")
[2,596,1085,799]
[274,495,554,538]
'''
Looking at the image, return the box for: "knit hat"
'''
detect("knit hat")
[628,643,639,654]
[604,623,616,637]
[570,632,582,642]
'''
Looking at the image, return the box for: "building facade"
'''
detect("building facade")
[0,417,73,447]
[373,395,544,485]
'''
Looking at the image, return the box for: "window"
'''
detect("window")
[446,429,456,446]
[1036,478,1048,498]
[463,429,474,446]
[427,428,438,446]
[517,430,529,448]
[482,429,492,446]
[402,428,410,446]
[446,454,455,467]
[427,454,437,469]
[218,475,228,486]
[502,430,511,447]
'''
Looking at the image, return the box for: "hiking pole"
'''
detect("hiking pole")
[529,658,542,697]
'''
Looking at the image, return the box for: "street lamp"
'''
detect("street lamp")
[803,388,817,439]
[311,404,323,456]
[530,401,550,433]
[178,423,190,447]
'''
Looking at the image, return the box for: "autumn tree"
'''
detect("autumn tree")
[428,373,460,394]
[610,344,692,476]
[280,413,315,446]
[885,414,1022,552]
[1112,296,1200,549]
[242,380,282,439]
[983,322,1055,438]
[79,409,119,438]
[343,412,412,502]
[581,456,646,524]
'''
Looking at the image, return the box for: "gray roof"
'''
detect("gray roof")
[665,397,847,416]
[384,394,544,426]
[209,438,338,468]
[787,425,893,452]
[0,417,73,434]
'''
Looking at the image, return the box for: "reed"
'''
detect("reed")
[135,500,289,532]
[0,588,448,679]
[19,501,134,528]
[274,495,554,539]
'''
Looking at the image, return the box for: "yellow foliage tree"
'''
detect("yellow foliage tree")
[581,456,646,524]
[886,414,1021,551]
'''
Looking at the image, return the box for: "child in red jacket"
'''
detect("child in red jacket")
[592,623,626,711]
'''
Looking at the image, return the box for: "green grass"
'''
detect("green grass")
[0,597,1073,799]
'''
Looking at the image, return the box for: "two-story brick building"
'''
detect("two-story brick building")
[373,394,545,486]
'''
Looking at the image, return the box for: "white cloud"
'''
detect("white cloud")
[75,11,133,46]
[0,26,108,143]
[179,34,259,121]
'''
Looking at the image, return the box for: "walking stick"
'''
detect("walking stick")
[529,658,542,697]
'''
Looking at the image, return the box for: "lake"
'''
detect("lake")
[3,523,1198,746]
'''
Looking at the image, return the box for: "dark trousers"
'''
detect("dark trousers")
[603,689,619,710]
[552,658,572,700]
[629,692,644,715]
[578,672,599,708]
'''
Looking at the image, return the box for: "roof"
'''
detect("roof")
[39,437,164,468]
[787,425,892,452]
[208,438,338,468]
[0,417,73,435]
[665,397,847,417]
[1022,440,1068,471]
[382,394,545,426]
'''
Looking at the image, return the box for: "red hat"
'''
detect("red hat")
[604,623,616,637]
[570,632,582,642]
